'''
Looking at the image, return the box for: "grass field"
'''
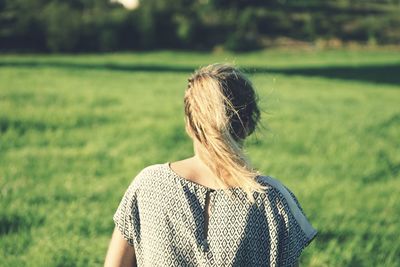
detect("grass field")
[1,48,399,266]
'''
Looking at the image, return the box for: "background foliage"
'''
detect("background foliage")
[1,0,400,52]
[0,48,399,266]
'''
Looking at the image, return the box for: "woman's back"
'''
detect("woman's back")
[113,162,317,267]
[106,63,317,266]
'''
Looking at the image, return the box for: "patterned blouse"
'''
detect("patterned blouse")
[113,163,317,267]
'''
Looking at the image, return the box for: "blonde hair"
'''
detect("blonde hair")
[184,63,266,203]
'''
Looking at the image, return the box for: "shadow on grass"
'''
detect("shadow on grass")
[362,150,400,183]
[0,212,45,235]
[1,60,400,86]
[263,64,400,86]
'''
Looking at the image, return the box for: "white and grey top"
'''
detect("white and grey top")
[113,163,317,267]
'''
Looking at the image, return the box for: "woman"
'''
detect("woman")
[104,63,317,267]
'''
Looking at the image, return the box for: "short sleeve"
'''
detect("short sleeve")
[277,186,318,265]
[259,176,317,266]
[113,175,142,246]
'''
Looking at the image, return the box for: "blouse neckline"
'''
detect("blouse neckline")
[165,162,241,193]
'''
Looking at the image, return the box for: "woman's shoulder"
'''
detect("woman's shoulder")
[256,175,317,240]
[255,175,306,212]
[257,174,296,191]
[136,162,167,177]
[124,163,168,190]
[255,175,294,199]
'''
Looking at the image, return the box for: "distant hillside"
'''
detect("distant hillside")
[1,0,399,52]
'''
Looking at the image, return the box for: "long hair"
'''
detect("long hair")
[184,63,266,203]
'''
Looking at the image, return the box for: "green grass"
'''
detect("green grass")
[1,48,399,266]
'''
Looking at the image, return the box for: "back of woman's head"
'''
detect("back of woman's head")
[184,63,265,202]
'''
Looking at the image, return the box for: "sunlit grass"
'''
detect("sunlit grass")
[0,49,399,266]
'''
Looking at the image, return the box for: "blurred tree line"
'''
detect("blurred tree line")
[1,0,399,52]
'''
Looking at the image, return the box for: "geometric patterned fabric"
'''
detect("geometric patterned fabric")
[113,163,317,267]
